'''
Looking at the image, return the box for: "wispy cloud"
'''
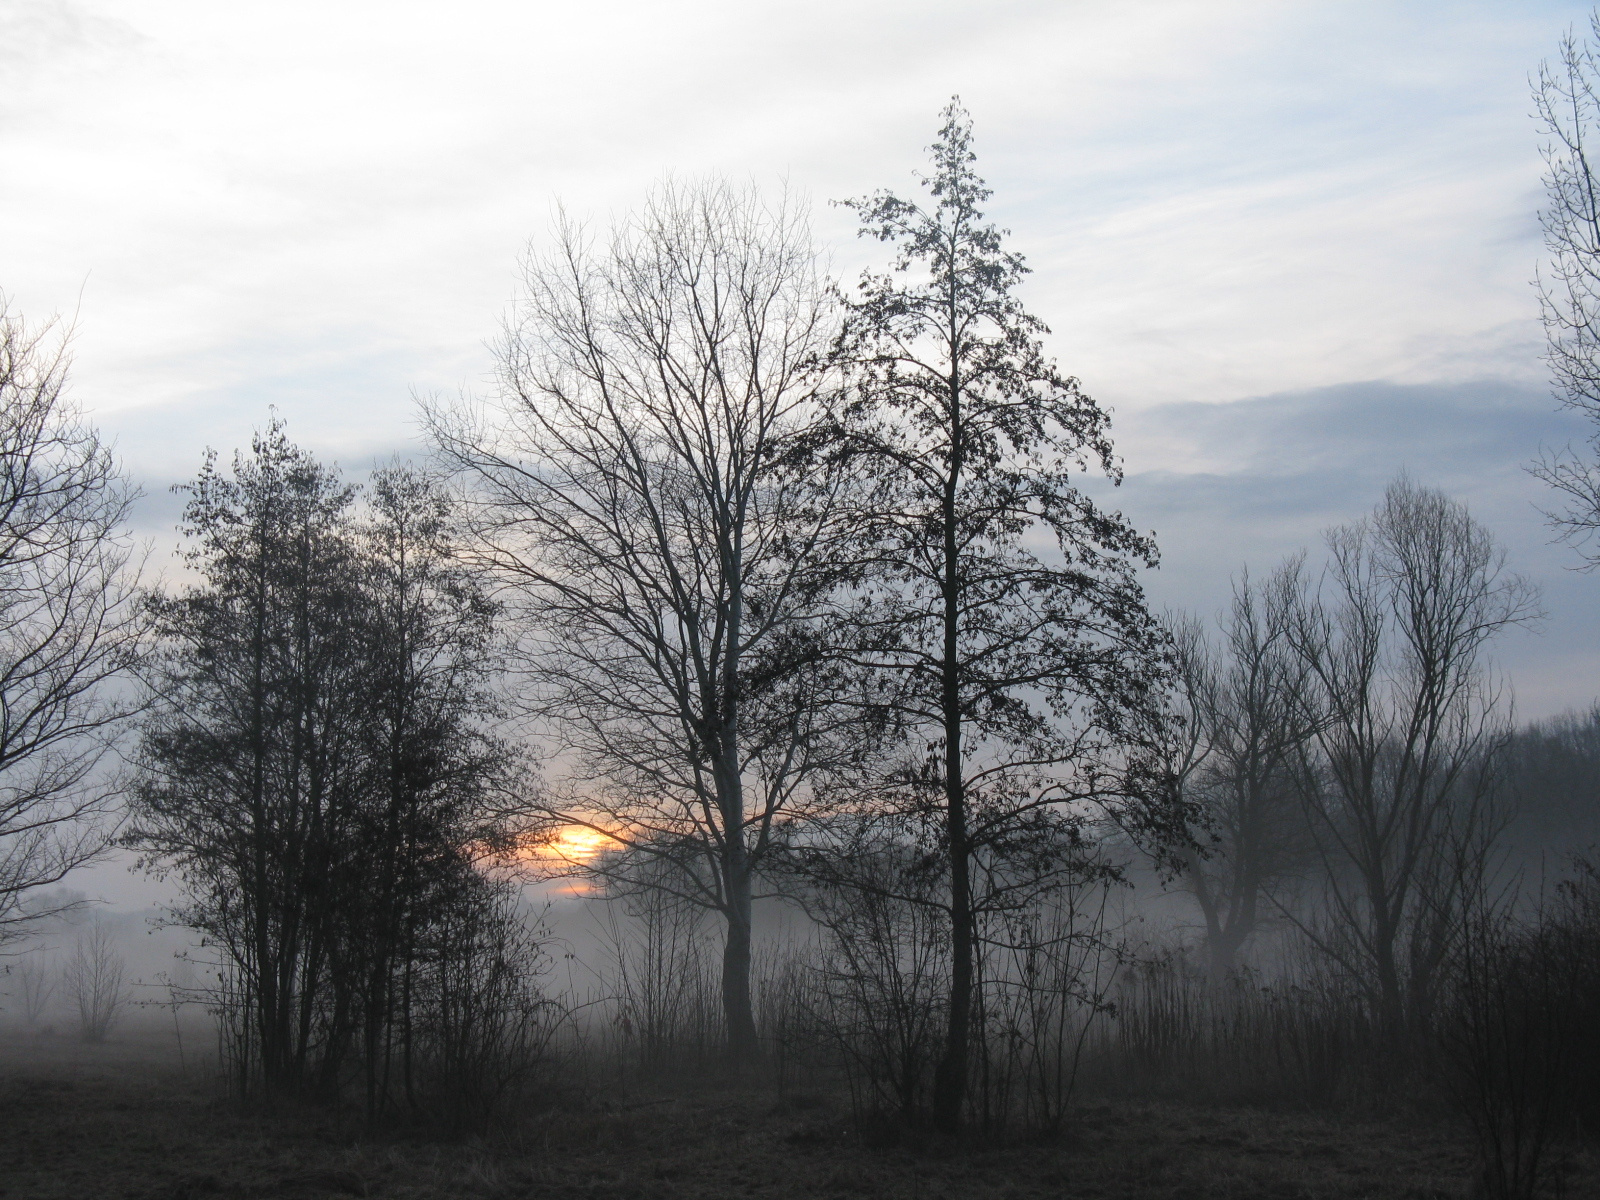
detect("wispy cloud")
[2,0,1594,717]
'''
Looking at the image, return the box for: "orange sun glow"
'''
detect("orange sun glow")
[541,824,613,864]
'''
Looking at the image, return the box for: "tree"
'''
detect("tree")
[426,180,854,1062]
[1498,705,1600,863]
[827,101,1182,1131]
[130,427,526,1105]
[133,424,368,1094]
[344,463,521,1114]
[1170,566,1319,983]
[0,300,142,944]
[1284,479,1538,1041]
[1533,16,1600,565]
[63,919,127,1043]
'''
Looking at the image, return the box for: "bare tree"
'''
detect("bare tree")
[427,180,854,1063]
[63,920,127,1042]
[1285,479,1538,1040]
[1533,16,1600,565]
[1172,566,1319,983]
[15,951,55,1025]
[0,300,143,944]
[806,841,951,1121]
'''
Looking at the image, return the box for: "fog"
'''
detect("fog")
[5,7,1600,1200]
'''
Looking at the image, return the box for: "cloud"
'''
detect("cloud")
[1122,378,1572,484]
[1095,380,1597,718]
[2,0,1594,717]
[0,1,142,80]
[0,0,1583,435]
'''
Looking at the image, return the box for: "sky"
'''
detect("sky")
[2,1,1597,764]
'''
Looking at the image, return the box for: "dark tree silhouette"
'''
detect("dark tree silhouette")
[1169,567,1319,983]
[829,101,1183,1131]
[1284,479,1537,1041]
[131,427,529,1106]
[1533,16,1600,565]
[134,424,365,1094]
[0,300,142,943]
[427,181,857,1063]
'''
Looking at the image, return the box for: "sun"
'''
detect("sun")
[543,824,614,864]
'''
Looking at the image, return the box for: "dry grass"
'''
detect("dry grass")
[0,1032,1592,1200]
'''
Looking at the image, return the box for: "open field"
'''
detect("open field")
[2,1031,1590,1200]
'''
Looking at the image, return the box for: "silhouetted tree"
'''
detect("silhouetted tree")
[427,181,856,1063]
[828,100,1182,1131]
[0,299,143,944]
[131,428,528,1107]
[1533,16,1600,565]
[344,464,522,1114]
[133,424,368,1094]
[64,919,127,1043]
[1285,479,1538,1041]
[1171,567,1319,983]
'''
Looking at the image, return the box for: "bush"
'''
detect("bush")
[63,922,127,1043]
[1437,863,1600,1199]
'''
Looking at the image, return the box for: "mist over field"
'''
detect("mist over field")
[4,5,1600,1200]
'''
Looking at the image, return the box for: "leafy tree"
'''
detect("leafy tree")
[133,424,368,1094]
[130,426,527,1106]
[827,101,1183,1130]
[343,464,520,1113]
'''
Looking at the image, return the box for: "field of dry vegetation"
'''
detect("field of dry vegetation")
[2,1028,1590,1200]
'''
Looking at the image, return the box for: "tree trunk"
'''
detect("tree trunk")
[718,740,758,1063]
[932,794,973,1132]
[1205,925,1249,988]
[931,416,969,1132]
[1374,919,1407,1044]
[721,892,758,1063]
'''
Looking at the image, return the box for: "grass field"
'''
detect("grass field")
[0,1030,1590,1200]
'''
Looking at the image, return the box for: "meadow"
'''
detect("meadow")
[0,1024,1513,1200]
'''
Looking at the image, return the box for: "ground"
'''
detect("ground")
[0,1030,1591,1200]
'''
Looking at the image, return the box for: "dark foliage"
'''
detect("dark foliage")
[1437,862,1600,1200]
[818,99,1187,1130]
[127,424,544,1121]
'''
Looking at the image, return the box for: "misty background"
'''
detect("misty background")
[1,3,1595,940]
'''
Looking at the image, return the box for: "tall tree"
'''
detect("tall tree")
[1284,479,1537,1040]
[131,428,524,1104]
[830,101,1182,1131]
[426,180,854,1062]
[343,464,517,1115]
[134,424,367,1094]
[1533,16,1600,564]
[0,300,142,942]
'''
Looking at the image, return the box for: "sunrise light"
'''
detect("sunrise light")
[542,824,615,865]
